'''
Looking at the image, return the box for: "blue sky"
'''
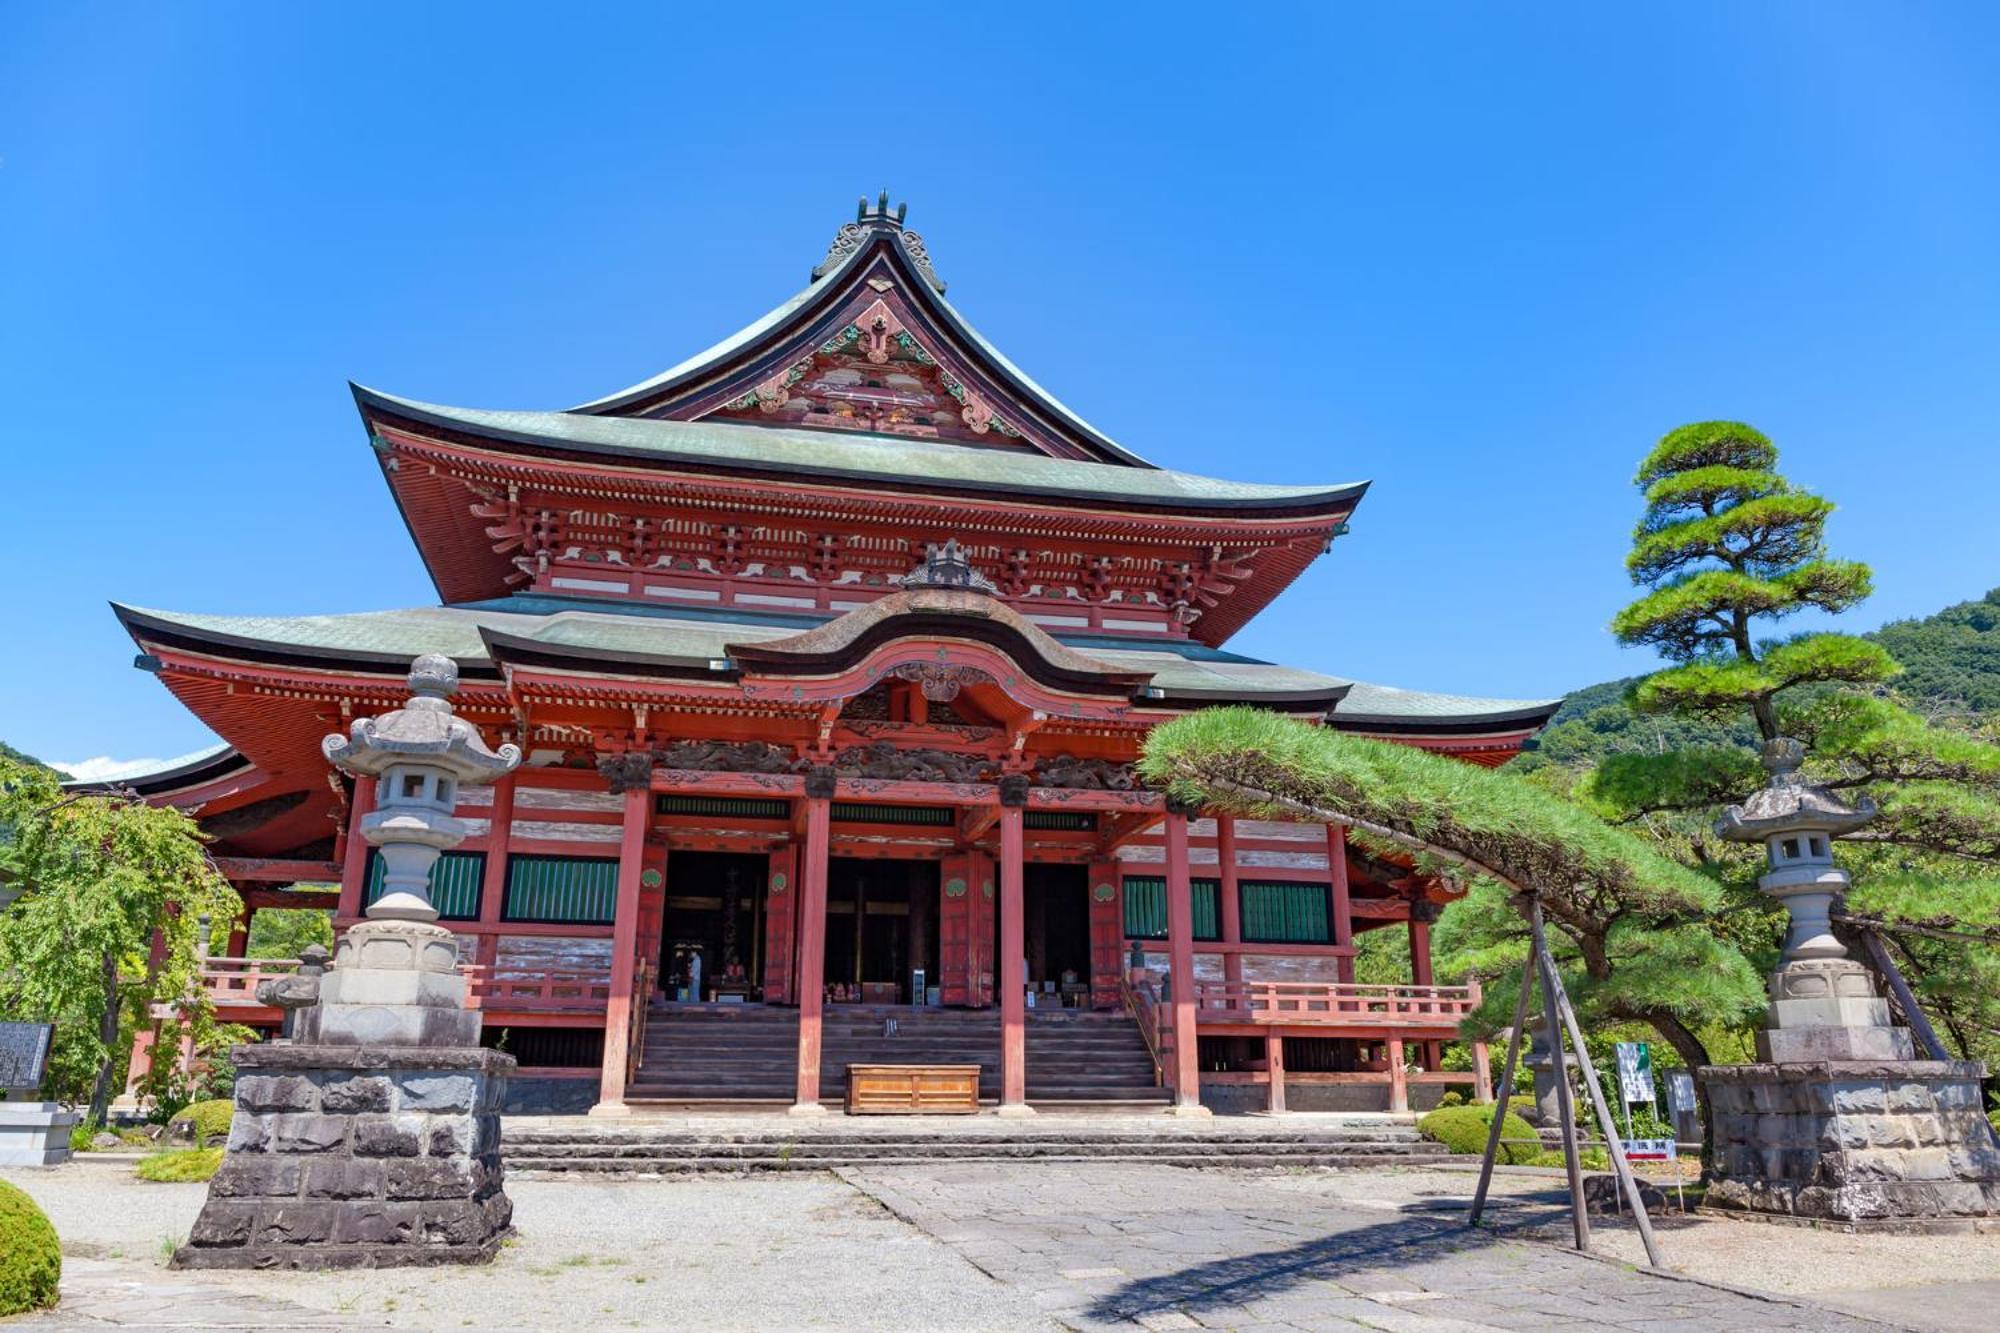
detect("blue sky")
[4,5,1997,774]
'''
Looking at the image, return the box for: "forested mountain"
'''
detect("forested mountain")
[1518,587,2000,769]
[0,741,50,771]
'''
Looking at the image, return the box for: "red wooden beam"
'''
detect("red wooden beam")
[214,857,344,885]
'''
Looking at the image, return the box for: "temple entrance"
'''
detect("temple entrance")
[661,851,766,1002]
[823,857,940,1004]
[1025,863,1091,1007]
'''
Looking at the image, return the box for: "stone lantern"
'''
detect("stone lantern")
[175,653,524,1270]
[1699,737,2000,1228]
[1714,738,1905,1063]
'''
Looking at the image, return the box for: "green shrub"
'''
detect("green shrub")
[0,1180,60,1315]
[1417,1103,1541,1165]
[167,1099,233,1147]
[69,1120,102,1153]
[1436,1091,1465,1109]
[135,1148,223,1183]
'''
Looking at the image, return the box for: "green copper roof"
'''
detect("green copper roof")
[356,388,1367,514]
[116,601,1556,729]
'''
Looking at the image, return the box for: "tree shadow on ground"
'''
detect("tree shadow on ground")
[1081,1189,1660,1325]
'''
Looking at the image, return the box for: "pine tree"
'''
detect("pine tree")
[1611,421,1896,736]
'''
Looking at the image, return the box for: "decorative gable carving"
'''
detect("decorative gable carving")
[710,299,1022,444]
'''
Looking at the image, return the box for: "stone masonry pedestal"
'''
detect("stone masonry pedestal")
[174,1043,514,1268]
[1703,1059,2000,1232]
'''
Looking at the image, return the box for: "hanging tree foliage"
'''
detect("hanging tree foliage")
[0,757,240,1123]
[1137,707,1764,1071]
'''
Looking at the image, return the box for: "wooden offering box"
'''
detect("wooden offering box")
[845,1063,982,1115]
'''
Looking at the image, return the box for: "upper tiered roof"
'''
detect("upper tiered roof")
[354,198,1367,646]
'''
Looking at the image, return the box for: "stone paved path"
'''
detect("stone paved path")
[840,1164,1900,1331]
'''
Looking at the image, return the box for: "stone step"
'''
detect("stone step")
[504,1138,1434,1160]
[506,1150,1448,1174]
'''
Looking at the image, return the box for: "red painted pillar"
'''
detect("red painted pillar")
[1216,815,1243,988]
[764,845,798,1004]
[592,783,651,1116]
[224,904,251,959]
[336,776,377,920]
[1164,807,1207,1114]
[1409,916,1442,1069]
[997,780,1031,1114]
[1386,1035,1409,1114]
[1264,1030,1287,1114]
[969,850,997,1009]
[1472,1040,1494,1105]
[790,769,835,1114]
[1086,858,1123,1010]
[479,774,515,927]
[1326,823,1355,984]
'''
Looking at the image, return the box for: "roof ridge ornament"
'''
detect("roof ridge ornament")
[812,191,946,294]
[896,539,997,594]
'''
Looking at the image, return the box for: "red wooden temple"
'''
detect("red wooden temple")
[98,197,1556,1117]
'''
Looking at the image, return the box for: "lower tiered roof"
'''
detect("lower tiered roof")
[114,595,1557,738]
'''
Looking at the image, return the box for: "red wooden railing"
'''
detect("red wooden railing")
[1192,979,1479,1027]
[193,957,300,1006]
[1119,971,1171,1088]
[460,965,613,1012]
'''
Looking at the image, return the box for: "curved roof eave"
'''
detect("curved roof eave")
[352,385,1369,517]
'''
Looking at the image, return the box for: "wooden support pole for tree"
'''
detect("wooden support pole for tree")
[1859,928,1950,1060]
[1527,899,1590,1252]
[1532,897,1664,1269]
[1468,958,1535,1226]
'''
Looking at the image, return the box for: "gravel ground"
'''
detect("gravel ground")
[1265,1166,2000,1298]
[3,1163,1054,1331]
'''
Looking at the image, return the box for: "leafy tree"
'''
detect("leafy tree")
[1586,424,2000,1072]
[1609,420,1896,737]
[0,759,239,1123]
[245,900,336,960]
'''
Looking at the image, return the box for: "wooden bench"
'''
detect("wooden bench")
[844,1063,982,1115]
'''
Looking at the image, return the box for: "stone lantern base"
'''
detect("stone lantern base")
[173,1043,515,1269]
[1701,1059,2000,1233]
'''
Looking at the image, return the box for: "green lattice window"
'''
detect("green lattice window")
[502,854,619,925]
[364,850,483,922]
[1121,876,1220,941]
[1240,880,1332,944]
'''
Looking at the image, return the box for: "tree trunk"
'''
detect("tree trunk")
[86,950,121,1126]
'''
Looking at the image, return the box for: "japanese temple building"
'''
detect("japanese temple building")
[103,197,1556,1117]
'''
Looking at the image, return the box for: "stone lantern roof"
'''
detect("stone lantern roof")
[321,653,521,782]
[1715,738,1877,842]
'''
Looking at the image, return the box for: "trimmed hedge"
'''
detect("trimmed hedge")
[1417,1103,1541,1165]
[167,1099,233,1147]
[136,1148,223,1183]
[0,1180,60,1315]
